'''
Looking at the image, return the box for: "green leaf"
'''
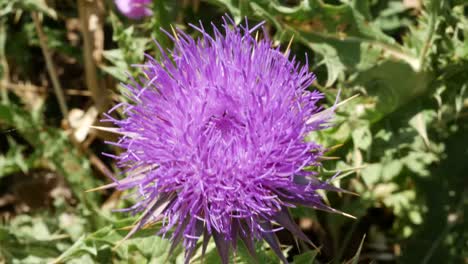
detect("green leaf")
[352,125,372,150]
[55,223,181,263]
[1,0,57,18]
[381,160,403,181]
[312,43,346,87]
[361,163,381,187]
[293,249,319,264]
[353,61,430,121]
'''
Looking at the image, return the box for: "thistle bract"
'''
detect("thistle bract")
[104,18,346,263]
[114,0,152,20]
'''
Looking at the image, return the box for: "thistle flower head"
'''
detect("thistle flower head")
[114,0,152,20]
[104,18,346,263]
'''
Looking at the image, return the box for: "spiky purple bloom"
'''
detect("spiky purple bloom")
[114,0,152,20]
[104,18,346,263]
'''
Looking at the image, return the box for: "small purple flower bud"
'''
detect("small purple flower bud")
[114,0,152,20]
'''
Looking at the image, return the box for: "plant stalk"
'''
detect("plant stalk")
[32,12,69,118]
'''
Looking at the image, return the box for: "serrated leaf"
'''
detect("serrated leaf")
[313,43,345,87]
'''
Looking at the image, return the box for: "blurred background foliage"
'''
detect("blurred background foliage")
[0,0,467,263]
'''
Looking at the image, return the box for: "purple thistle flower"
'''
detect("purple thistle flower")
[103,18,349,263]
[114,0,153,20]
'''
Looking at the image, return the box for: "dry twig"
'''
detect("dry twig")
[32,12,69,118]
[77,0,109,113]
